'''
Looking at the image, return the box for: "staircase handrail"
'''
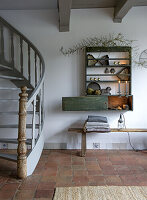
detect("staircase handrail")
[0,15,45,178]
[0,16,45,107]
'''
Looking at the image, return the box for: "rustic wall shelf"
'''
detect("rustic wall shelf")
[62,46,133,111]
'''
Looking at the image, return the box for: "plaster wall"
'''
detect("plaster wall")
[0,7,147,149]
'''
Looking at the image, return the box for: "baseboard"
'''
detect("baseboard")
[44,143,67,149]
[43,142,144,150]
[0,142,144,150]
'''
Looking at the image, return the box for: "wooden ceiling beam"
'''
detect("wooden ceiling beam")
[71,0,116,9]
[58,0,72,32]
[134,0,147,6]
[114,0,135,23]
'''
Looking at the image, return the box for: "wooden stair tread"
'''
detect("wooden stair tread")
[0,99,19,102]
[0,75,24,80]
[0,87,32,90]
[0,65,12,70]
[0,153,17,162]
[0,124,39,128]
[0,138,32,144]
[0,111,39,115]
[68,128,147,133]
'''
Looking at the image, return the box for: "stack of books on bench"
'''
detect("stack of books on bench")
[84,115,110,132]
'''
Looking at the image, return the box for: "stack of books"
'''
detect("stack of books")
[84,115,110,132]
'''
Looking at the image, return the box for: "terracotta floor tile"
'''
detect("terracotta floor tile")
[96,155,109,162]
[105,175,122,185]
[40,175,57,183]
[73,176,89,185]
[57,169,73,177]
[120,174,138,185]
[89,182,106,186]
[72,160,85,165]
[35,189,54,199]
[44,162,58,168]
[0,177,9,187]
[85,157,97,161]
[135,174,147,182]
[116,167,133,175]
[99,161,113,168]
[34,198,52,200]
[72,157,85,162]
[37,182,56,190]
[88,170,103,176]
[73,169,88,176]
[0,190,16,199]
[102,168,118,175]
[19,182,38,190]
[124,159,138,165]
[88,175,106,185]
[42,169,57,177]
[86,165,102,171]
[1,183,20,191]
[23,175,41,183]
[13,190,35,199]
[58,166,71,170]
[56,176,72,184]
[0,149,146,199]
[137,181,147,186]
[72,165,86,170]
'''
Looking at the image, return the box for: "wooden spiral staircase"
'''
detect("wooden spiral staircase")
[0,16,45,178]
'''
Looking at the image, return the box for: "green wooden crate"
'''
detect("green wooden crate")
[62,96,108,111]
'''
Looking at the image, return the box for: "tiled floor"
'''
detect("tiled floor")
[0,150,146,200]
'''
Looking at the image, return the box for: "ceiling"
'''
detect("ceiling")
[0,0,146,10]
[0,0,147,32]
[0,0,58,10]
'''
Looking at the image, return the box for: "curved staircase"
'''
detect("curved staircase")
[0,16,45,178]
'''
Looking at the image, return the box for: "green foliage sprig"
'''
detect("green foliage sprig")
[60,33,135,55]
[60,33,144,66]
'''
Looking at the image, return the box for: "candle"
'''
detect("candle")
[125,81,128,96]
[118,80,121,95]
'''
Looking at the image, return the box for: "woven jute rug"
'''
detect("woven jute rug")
[53,186,147,200]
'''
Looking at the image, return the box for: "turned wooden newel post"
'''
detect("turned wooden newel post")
[17,86,28,179]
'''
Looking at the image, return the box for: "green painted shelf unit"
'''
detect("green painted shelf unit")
[62,46,133,111]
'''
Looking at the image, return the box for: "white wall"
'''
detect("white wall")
[0,7,147,150]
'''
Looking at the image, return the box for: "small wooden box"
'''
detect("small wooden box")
[108,95,133,110]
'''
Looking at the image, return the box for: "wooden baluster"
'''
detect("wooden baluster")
[11,31,14,67]
[17,86,28,179]
[32,97,36,149]
[35,53,37,86]
[28,45,31,82]
[0,23,4,62]
[20,38,23,74]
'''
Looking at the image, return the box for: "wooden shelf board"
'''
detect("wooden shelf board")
[68,128,147,133]
[86,74,131,76]
[86,80,131,83]
[87,65,131,68]
[88,58,130,61]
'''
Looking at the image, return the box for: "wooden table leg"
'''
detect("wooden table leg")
[81,131,86,157]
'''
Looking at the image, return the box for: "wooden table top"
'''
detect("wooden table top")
[68,128,147,133]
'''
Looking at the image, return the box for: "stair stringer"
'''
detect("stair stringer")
[0,15,45,177]
[27,132,44,176]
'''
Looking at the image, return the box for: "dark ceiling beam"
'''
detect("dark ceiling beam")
[71,0,116,9]
[114,0,135,23]
[134,0,147,6]
[58,0,72,32]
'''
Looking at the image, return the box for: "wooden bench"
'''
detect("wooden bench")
[68,128,147,157]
